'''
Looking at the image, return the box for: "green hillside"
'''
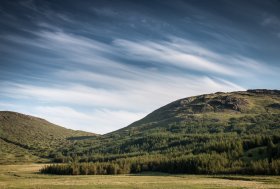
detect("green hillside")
[0,111,96,164]
[47,89,280,175]
[117,89,280,134]
[68,89,280,156]
[2,90,280,174]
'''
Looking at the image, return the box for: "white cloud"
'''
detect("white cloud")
[0,69,245,111]
[2,30,272,77]
[0,101,145,134]
[113,38,272,77]
[114,39,235,76]
[32,106,145,134]
[3,29,272,134]
[1,73,244,134]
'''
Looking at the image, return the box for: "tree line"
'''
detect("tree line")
[41,153,280,175]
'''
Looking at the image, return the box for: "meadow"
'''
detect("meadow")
[0,164,280,189]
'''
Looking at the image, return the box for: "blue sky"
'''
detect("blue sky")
[0,0,280,134]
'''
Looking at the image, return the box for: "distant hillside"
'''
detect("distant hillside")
[0,111,96,164]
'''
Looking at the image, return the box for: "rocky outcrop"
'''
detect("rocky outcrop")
[177,94,249,113]
[207,95,248,112]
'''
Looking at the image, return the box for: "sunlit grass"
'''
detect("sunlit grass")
[0,164,279,189]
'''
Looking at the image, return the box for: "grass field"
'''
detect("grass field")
[0,164,280,189]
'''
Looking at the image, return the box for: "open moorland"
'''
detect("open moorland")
[0,164,280,189]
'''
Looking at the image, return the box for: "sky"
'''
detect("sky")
[0,0,280,134]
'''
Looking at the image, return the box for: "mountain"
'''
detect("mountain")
[52,89,280,174]
[0,111,96,164]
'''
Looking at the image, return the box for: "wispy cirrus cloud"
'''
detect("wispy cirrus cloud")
[0,28,275,133]
[2,27,274,76]
[113,38,274,77]
[32,106,145,134]
[0,73,244,134]
[114,39,233,75]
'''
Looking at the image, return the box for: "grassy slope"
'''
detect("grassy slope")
[0,111,95,164]
[114,89,280,138]
[69,90,280,163]
[123,90,280,132]
[0,138,39,164]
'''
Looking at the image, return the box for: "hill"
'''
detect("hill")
[118,89,280,135]
[0,111,96,164]
[48,89,280,175]
[2,89,280,174]
[69,89,280,155]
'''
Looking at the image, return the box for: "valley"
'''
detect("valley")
[1,164,280,189]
